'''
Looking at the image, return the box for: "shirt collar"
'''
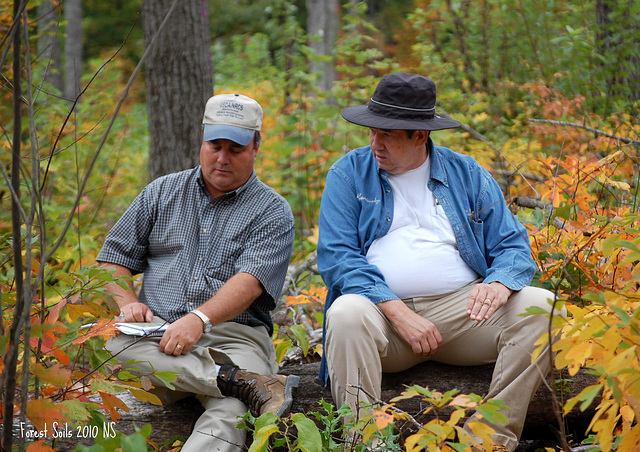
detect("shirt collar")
[426,138,448,187]
[196,167,258,199]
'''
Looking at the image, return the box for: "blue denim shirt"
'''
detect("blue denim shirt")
[317,138,536,383]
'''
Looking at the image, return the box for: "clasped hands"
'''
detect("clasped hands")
[117,302,203,357]
[382,282,513,358]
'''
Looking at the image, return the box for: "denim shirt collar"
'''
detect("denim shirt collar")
[427,138,448,187]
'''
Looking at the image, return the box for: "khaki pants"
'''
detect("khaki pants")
[325,281,559,451]
[106,321,278,452]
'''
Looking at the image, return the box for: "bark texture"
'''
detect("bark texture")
[142,0,213,181]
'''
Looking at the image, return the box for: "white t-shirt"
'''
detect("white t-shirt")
[366,157,478,299]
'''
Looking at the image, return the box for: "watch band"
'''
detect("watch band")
[190,309,212,333]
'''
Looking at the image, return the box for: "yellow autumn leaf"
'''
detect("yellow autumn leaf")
[449,394,478,409]
[129,388,162,406]
[620,404,635,425]
[31,363,72,388]
[618,423,640,451]
[563,341,593,369]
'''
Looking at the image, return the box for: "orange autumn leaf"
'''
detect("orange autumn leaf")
[53,347,71,366]
[26,398,70,433]
[30,328,71,366]
[73,318,117,344]
[373,409,394,429]
[99,391,130,422]
[26,440,56,452]
[47,298,67,324]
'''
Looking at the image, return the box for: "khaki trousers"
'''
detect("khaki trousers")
[106,321,278,452]
[325,281,558,451]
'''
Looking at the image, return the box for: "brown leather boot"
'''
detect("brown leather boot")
[217,364,299,417]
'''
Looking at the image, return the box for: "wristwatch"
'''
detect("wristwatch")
[190,309,212,333]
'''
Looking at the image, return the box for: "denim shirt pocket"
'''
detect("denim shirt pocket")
[468,212,485,253]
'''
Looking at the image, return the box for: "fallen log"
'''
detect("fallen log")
[50,361,598,450]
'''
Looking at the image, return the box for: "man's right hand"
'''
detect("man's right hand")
[378,299,442,357]
[118,302,153,323]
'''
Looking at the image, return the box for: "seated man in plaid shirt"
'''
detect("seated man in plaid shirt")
[98,93,298,451]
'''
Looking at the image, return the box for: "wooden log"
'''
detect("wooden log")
[279,361,598,439]
[50,361,597,450]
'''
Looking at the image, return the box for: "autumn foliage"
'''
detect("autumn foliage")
[2,1,640,451]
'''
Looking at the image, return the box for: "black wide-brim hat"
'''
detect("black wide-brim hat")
[341,72,461,131]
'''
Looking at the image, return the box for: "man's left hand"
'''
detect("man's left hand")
[467,282,513,321]
[158,314,204,356]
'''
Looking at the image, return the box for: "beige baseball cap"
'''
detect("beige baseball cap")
[202,93,263,146]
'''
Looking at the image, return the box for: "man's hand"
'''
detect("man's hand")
[118,302,153,323]
[158,314,204,356]
[378,299,442,357]
[467,282,513,321]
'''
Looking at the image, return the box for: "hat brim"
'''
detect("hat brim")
[203,124,255,146]
[341,105,461,131]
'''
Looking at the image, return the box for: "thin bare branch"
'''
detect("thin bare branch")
[512,196,566,230]
[43,0,182,263]
[438,109,540,197]
[528,118,639,146]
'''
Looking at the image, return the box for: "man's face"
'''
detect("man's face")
[199,137,258,198]
[369,128,430,175]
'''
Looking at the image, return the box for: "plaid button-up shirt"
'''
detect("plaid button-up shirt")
[97,167,295,334]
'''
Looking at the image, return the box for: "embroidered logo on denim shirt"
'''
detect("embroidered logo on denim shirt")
[357,193,380,204]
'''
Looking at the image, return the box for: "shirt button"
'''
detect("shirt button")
[199,257,204,262]
[386,189,391,193]
[203,229,208,233]
[194,276,198,281]
[386,217,391,222]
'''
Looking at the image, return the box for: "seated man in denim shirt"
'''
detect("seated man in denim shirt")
[317,73,560,452]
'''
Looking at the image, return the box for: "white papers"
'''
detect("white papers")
[81,319,169,337]
[114,320,169,336]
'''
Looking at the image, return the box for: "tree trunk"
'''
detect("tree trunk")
[596,0,640,102]
[306,0,338,92]
[142,0,213,181]
[38,1,63,92]
[64,0,82,101]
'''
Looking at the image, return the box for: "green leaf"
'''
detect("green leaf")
[289,324,310,356]
[154,371,177,390]
[121,432,149,452]
[564,384,603,414]
[292,413,322,452]
[519,305,550,317]
[475,399,508,425]
[554,205,572,221]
